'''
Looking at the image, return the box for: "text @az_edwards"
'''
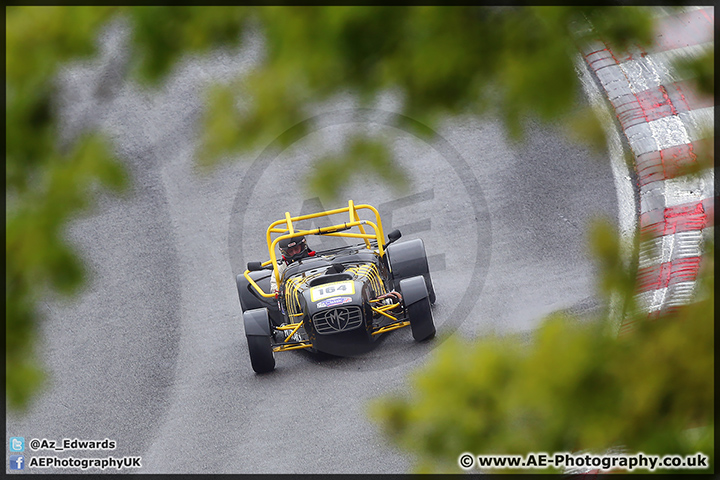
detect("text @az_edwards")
[29,438,115,452]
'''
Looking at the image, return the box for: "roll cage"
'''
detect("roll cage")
[243,200,387,299]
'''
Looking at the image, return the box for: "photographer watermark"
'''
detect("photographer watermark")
[8,436,141,472]
[27,456,141,470]
[458,451,710,472]
[28,437,116,452]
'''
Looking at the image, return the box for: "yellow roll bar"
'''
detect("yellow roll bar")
[243,200,386,298]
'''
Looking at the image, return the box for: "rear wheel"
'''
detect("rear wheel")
[427,278,436,305]
[387,238,436,304]
[400,276,436,341]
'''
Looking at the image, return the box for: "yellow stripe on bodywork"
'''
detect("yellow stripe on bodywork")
[283,272,323,317]
[345,263,386,297]
[282,262,386,318]
[284,277,303,316]
[364,264,386,295]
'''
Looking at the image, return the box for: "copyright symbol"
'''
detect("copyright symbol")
[30,439,41,450]
[458,452,475,470]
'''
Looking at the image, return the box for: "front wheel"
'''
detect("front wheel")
[247,335,275,373]
[243,308,276,373]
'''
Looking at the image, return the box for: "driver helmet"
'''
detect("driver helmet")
[279,235,310,264]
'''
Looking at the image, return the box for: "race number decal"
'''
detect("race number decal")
[310,281,355,302]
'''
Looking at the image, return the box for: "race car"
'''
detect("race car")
[236,200,436,373]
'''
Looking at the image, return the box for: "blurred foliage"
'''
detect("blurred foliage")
[307,135,409,201]
[128,6,247,84]
[6,6,250,411]
[6,133,127,410]
[196,6,654,161]
[590,217,640,323]
[675,134,715,180]
[6,7,128,411]
[369,224,714,474]
[673,46,714,98]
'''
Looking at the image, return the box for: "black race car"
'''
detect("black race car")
[236,201,436,373]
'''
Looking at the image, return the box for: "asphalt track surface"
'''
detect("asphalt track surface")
[7,22,622,474]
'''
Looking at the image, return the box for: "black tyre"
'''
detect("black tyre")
[247,335,275,373]
[243,308,276,373]
[386,238,436,304]
[399,276,436,342]
[427,277,436,305]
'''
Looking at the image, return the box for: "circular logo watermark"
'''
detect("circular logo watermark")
[229,108,491,370]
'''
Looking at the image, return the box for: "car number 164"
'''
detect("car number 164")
[310,281,355,302]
